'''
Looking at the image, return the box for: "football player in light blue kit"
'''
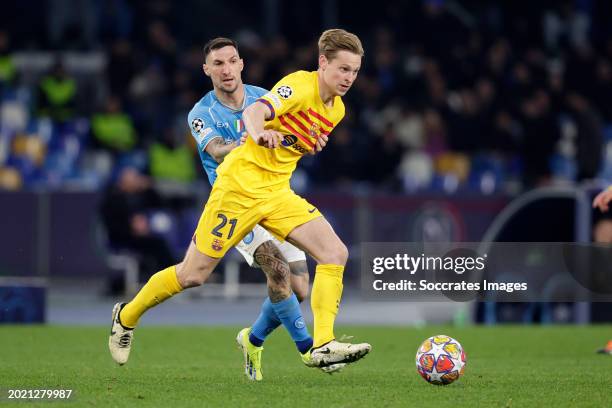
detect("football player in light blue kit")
[187,37,339,380]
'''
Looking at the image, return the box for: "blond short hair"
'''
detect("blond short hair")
[318,29,364,61]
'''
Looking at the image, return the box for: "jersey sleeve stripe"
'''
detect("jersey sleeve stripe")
[279,116,315,148]
[307,108,334,128]
[256,98,275,120]
[297,111,331,135]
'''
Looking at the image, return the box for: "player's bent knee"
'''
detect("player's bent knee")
[323,241,349,265]
[176,269,205,288]
[176,257,216,288]
[178,273,206,288]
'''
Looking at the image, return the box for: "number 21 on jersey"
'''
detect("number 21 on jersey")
[212,213,237,239]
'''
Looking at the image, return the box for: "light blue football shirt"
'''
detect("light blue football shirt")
[187,84,268,185]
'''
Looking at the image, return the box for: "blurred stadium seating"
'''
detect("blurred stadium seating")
[0,1,611,193]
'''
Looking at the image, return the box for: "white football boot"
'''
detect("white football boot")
[301,348,346,374]
[108,302,134,365]
[311,340,371,368]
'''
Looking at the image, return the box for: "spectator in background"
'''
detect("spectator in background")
[148,126,196,184]
[36,59,77,123]
[397,109,444,191]
[100,166,175,285]
[446,88,485,152]
[315,126,360,186]
[544,0,591,52]
[47,0,98,50]
[0,167,22,191]
[414,0,467,63]
[106,39,138,102]
[98,0,133,43]
[128,62,167,137]
[565,92,603,181]
[394,105,424,150]
[367,123,403,187]
[591,59,612,122]
[490,110,521,154]
[91,96,137,152]
[0,31,16,93]
[422,109,448,157]
[485,38,512,84]
[145,20,177,76]
[520,89,559,187]
[372,45,400,97]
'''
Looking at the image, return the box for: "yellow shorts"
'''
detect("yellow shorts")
[194,184,322,258]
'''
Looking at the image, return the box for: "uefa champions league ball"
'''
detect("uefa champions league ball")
[416,335,466,385]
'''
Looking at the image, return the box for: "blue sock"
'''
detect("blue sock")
[250,298,281,347]
[270,293,313,354]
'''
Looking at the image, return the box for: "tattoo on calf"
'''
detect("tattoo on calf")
[255,241,291,302]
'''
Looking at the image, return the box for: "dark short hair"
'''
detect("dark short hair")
[203,37,239,59]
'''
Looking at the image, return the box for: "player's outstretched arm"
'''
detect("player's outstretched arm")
[205,137,239,163]
[593,186,612,212]
[243,101,284,148]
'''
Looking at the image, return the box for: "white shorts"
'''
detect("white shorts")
[235,224,307,268]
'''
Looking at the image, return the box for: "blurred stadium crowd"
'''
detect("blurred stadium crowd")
[1,0,612,195]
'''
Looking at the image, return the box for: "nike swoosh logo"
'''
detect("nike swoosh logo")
[308,208,316,213]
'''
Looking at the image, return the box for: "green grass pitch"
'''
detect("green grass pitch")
[1,325,611,407]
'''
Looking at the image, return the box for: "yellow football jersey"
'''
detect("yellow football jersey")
[216,70,345,195]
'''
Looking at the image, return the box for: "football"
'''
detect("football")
[416,335,466,385]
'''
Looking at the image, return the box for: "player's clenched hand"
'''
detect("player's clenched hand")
[257,130,284,148]
[593,187,612,212]
[309,134,329,155]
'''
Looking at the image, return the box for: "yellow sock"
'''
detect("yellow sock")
[119,265,183,328]
[311,264,344,347]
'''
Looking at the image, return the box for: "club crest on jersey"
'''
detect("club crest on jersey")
[277,85,293,99]
[281,134,298,147]
[309,122,320,138]
[212,239,225,251]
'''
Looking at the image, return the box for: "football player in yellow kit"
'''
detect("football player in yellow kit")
[109,29,371,371]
